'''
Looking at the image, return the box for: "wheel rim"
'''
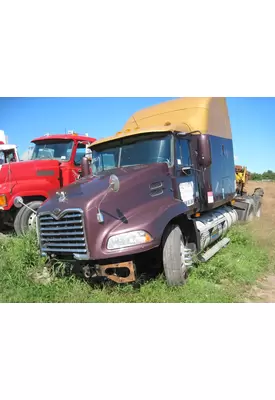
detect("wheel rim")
[27,212,37,230]
[180,239,187,275]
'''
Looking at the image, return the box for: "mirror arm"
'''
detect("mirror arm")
[96,174,120,224]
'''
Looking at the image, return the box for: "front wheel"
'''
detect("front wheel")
[14,201,43,235]
[162,225,188,286]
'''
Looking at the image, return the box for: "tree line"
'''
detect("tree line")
[250,170,275,181]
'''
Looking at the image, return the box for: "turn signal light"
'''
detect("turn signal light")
[144,232,152,242]
[0,194,7,207]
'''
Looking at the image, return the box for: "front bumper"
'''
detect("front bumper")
[97,261,136,283]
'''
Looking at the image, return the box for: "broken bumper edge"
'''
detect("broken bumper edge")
[97,261,136,284]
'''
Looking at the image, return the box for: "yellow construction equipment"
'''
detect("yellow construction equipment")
[235,165,251,195]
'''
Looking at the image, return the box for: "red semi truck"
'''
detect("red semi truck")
[0,132,96,234]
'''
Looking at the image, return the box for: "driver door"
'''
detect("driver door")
[175,138,198,210]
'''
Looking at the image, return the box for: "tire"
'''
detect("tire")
[162,225,188,286]
[14,201,43,235]
[0,217,4,232]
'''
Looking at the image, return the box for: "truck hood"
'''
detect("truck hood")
[38,163,186,260]
[40,163,172,214]
[0,159,60,186]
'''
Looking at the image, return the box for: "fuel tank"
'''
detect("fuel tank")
[194,206,238,252]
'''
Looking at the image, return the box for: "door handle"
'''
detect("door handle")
[181,166,192,176]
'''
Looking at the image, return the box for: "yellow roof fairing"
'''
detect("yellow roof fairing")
[89,97,232,148]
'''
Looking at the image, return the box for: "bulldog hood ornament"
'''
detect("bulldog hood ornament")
[53,207,61,216]
[56,191,68,203]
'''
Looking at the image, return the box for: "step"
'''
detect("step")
[198,237,230,263]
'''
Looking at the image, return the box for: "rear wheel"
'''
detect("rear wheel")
[162,225,188,286]
[14,201,43,235]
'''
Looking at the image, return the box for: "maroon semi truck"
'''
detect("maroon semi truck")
[32,98,263,286]
[0,132,95,234]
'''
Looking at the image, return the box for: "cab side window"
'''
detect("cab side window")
[74,144,87,166]
[176,139,191,167]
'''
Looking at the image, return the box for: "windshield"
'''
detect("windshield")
[91,134,172,175]
[31,140,74,161]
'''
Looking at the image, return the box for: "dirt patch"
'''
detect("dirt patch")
[246,181,275,251]
[248,275,275,302]
[246,181,275,302]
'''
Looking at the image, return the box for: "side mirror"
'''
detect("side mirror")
[198,134,212,168]
[109,174,120,192]
[14,196,23,208]
[81,156,90,178]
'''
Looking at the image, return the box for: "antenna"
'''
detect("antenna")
[132,116,139,129]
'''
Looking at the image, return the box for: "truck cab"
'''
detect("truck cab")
[0,130,19,166]
[30,133,93,185]
[36,98,264,286]
[37,98,256,285]
[0,132,96,234]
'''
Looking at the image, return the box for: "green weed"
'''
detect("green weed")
[0,225,270,303]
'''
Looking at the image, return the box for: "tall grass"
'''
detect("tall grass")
[0,225,269,303]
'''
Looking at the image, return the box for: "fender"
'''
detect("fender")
[0,159,61,210]
[90,196,191,260]
[6,190,49,210]
[2,180,54,210]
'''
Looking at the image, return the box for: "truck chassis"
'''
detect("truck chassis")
[40,187,264,286]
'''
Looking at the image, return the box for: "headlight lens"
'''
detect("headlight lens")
[107,230,153,250]
[0,194,7,207]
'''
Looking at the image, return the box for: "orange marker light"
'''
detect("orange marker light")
[144,232,153,243]
[0,195,7,207]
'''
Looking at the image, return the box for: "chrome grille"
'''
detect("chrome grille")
[38,209,87,255]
